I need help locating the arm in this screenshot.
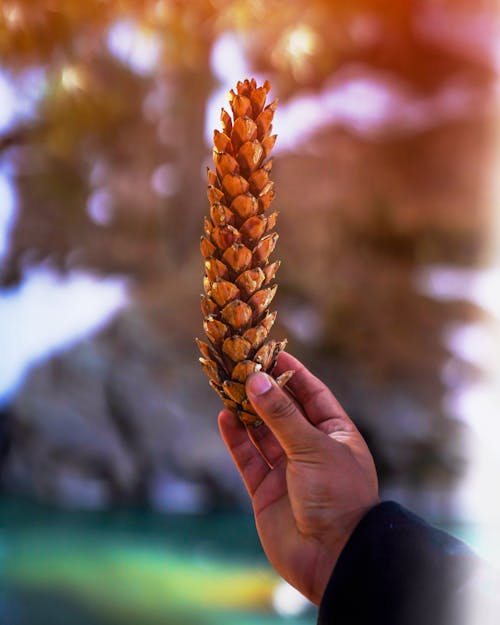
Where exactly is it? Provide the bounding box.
[218,352,479,623]
[318,500,478,625]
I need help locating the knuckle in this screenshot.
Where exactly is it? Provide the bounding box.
[301,385,328,408]
[266,393,296,421]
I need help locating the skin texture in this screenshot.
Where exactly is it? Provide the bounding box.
[218,352,380,606]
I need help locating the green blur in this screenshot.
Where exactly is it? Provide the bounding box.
[0,497,315,625]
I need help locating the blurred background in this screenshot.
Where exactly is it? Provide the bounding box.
[0,1,499,623]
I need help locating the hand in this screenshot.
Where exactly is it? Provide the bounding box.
[218,352,379,605]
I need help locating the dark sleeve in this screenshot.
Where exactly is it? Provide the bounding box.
[317,501,479,625]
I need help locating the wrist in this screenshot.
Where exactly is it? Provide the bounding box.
[311,501,380,605]
[309,542,345,605]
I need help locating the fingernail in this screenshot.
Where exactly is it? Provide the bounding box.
[247,372,273,396]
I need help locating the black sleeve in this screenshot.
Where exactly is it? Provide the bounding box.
[317,501,479,625]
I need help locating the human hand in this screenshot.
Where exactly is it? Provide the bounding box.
[218,352,379,605]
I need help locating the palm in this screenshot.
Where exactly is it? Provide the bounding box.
[254,449,338,602]
[219,416,327,600]
[218,352,379,605]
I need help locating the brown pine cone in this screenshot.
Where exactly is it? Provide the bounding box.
[197,78,293,427]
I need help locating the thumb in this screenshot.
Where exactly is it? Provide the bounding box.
[246,372,319,457]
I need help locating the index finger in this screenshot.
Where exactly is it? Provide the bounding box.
[218,409,273,496]
[273,352,355,433]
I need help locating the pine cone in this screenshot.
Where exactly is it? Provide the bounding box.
[197,78,294,427]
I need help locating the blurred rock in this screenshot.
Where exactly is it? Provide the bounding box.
[1,308,245,510]
[148,471,209,514]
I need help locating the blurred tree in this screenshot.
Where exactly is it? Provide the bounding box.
[0,0,220,279]
[0,0,495,279]
[0,0,496,512]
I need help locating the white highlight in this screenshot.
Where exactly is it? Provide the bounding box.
[205,33,262,146]
[416,257,500,527]
[107,20,161,76]
[272,581,310,617]
[0,68,46,134]
[207,33,485,154]
[417,263,500,451]
[281,302,323,344]
[444,323,497,371]
[150,163,179,197]
[274,75,397,150]
[0,71,17,133]
[210,32,250,86]
[283,25,318,58]
[417,265,500,320]
[0,268,128,404]
[0,168,17,260]
[274,70,485,150]
[87,188,114,225]
[3,3,23,26]
[61,66,84,91]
